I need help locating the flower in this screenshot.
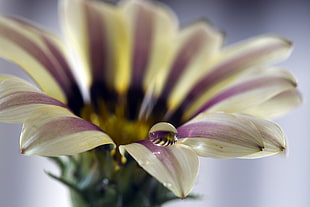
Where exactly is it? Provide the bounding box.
[0,0,301,199]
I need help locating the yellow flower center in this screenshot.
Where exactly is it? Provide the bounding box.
[80,103,151,146]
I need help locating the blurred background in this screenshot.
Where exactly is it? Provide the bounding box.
[0,0,309,206]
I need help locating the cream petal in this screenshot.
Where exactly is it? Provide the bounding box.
[242,88,302,119]
[179,112,286,159]
[0,17,83,106]
[172,35,292,121]
[119,0,179,119]
[190,68,297,117]
[120,140,199,198]
[178,112,265,159]
[61,0,130,95]
[121,0,176,91]
[237,114,286,158]
[61,0,91,92]
[0,76,67,122]
[165,21,223,112]
[21,105,114,156]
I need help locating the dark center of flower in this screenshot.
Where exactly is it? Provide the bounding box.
[79,83,183,147]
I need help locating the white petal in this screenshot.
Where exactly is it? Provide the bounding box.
[120,140,199,198]
[0,76,67,122]
[178,112,265,159]
[21,105,114,156]
[0,17,79,103]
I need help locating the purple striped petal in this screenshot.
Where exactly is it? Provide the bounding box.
[190,69,296,117]
[243,88,302,118]
[162,21,222,100]
[120,140,199,198]
[0,76,68,122]
[178,112,285,158]
[129,1,154,88]
[83,2,109,84]
[236,114,286,158]
[178,113,264,158]
[21,105,114,156]
[174,36,292,118]
[0,17,83,112]
[122,0,177,119]
[62,0,134,105]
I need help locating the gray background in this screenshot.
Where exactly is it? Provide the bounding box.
[0,0,309,207]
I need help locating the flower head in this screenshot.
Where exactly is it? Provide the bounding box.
[0,0,301,198]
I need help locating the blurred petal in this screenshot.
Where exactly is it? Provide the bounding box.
[242,88,302,119]
[121,0,178,119]
[0,17,83,108]
[61,0,91,91]
[190,68,297,117]
[121,0,178,96]
[21,105,114,156]
[120,140,199,198]
[174,36,292,120]
[62,0,130,94]
[0,76,67,122]
[178,112,265,159]
[165,21,223,111]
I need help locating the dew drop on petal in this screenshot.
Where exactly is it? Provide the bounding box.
[148,122,178,146]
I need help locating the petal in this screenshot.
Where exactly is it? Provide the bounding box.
[242,88,302,119]
[188,67,297,118]
[237,114,286,158]
[178,112,265,159]
[164,21,223,111]
[62,0,130,94]
[121,0,177,91]
[0,17,83,109]
[120,140,199,198]
[120,0,178,119]
[0,76,67,122]
[21,105,114,156]
[171,36,292,120]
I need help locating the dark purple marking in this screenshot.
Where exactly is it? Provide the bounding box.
[177,121,262,149]
[192,76,295,117]
[162,27,208,97]
[0,17,84,112]
[85,3,108,83]
[176,40,288,116]
[137,139,178,167]
[131,3,154,88]
[0,91,68,111]
[23,116,104,151]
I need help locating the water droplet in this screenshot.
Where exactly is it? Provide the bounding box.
[148,122,178,146]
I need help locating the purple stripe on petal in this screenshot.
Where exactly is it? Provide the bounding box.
[177,121,263,150]
[85,3,108,82]
[15,18,75,93]
[192,76,295,117]
[22,116,103,152]
[42,117,102,135]
[162,27,208,96]
[137,139,178,168]
[178,122,223,139]
[0,91,68,111]
[0,18,84,111]
[131,3,154,87]
[41,36,76,89]
[178,39,290,113]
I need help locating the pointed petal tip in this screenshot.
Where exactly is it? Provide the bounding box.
[20,147,26,154]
